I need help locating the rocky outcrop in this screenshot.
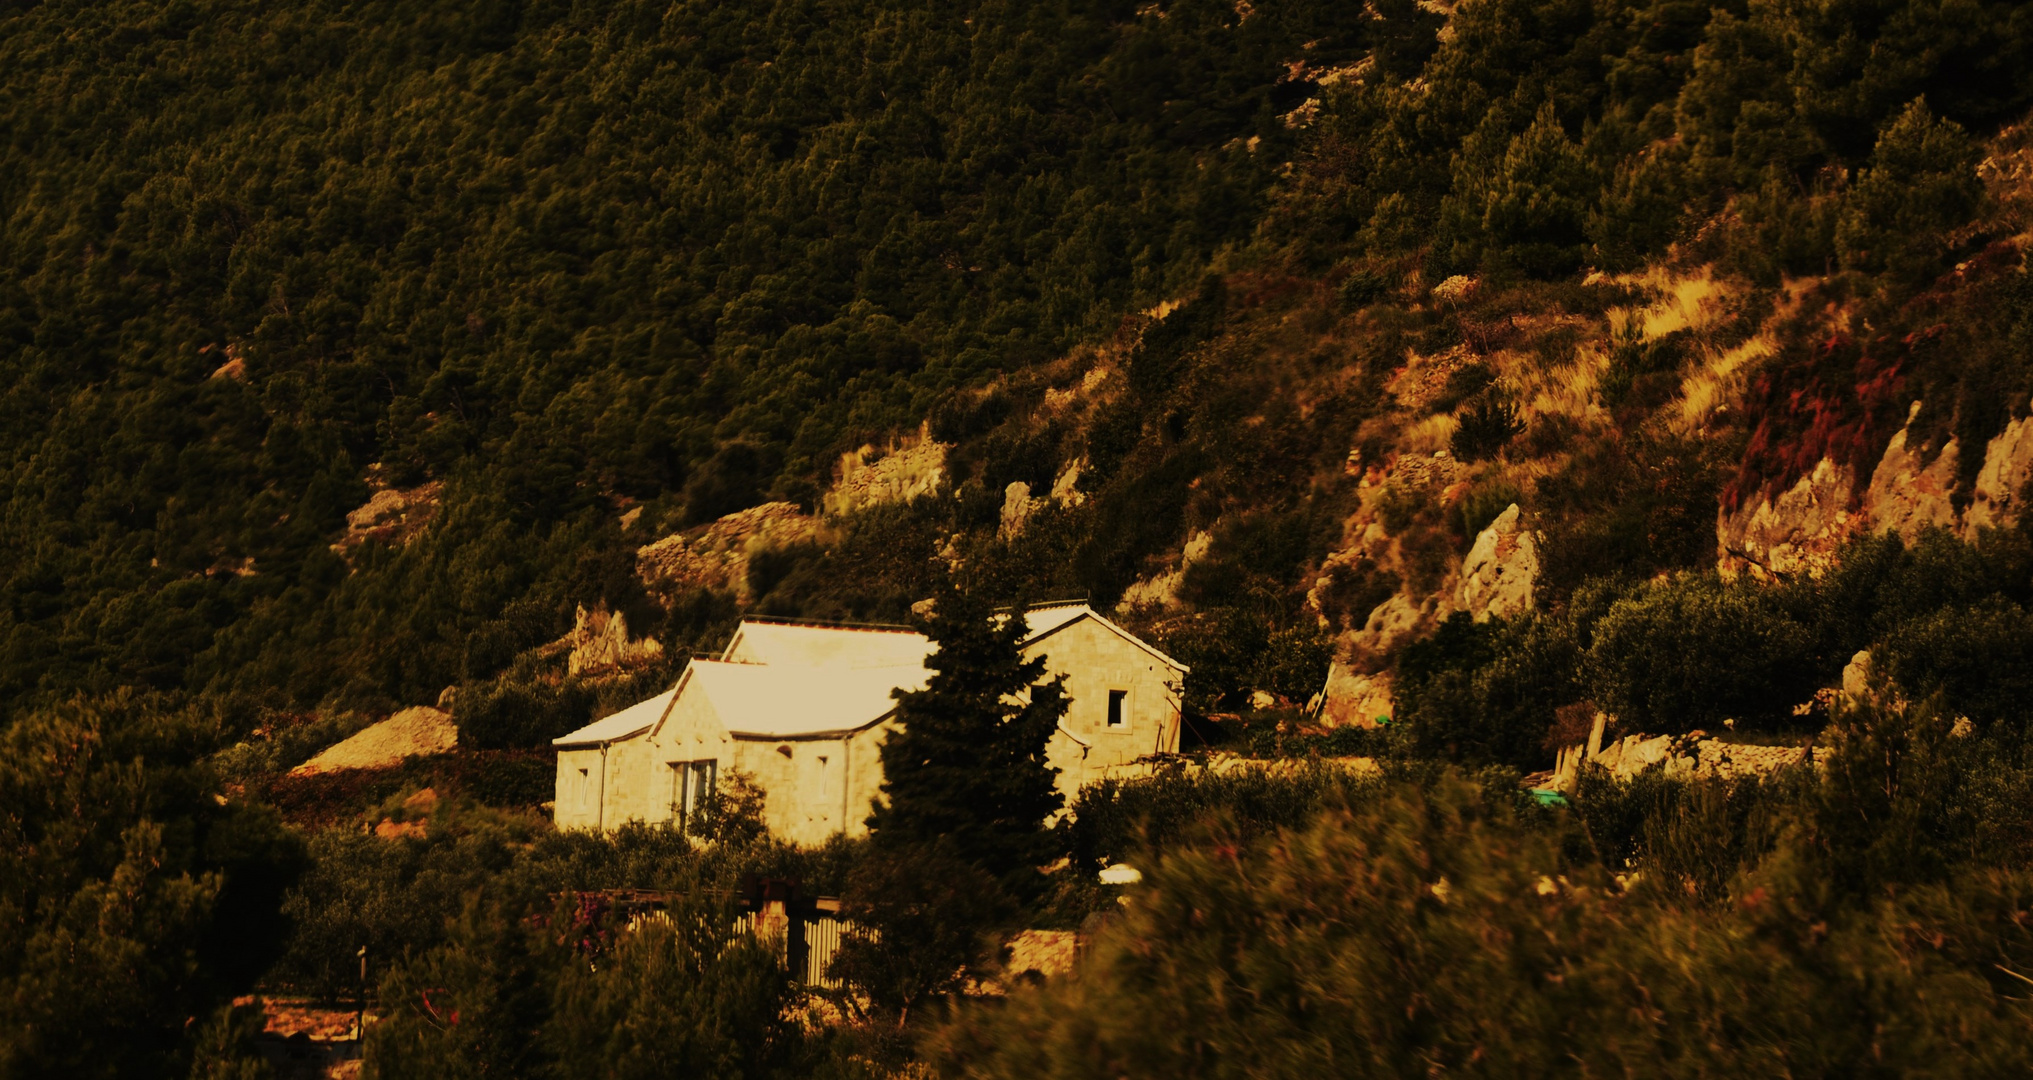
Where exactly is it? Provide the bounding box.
[999,481,1045,539]
[1963,410,2033,534]
[999,459,1092,540]
[1316,661,1394,727]
[208,342,247,380]
[1003,930,1079,979]
[823,438,948,516]
[1863,408,1959,541]
[565,602,665,678]
[1049,457,1088,506]
[1717,458,1859,578]
[1457,504,1538,621]
[636,502,820,603]
[1351,590,1449,658]
[1118,530,1214,610]
[1841,649,1873,700]
[332,480,444,558]
[291,707,457,775]
[1719,399,2033,577]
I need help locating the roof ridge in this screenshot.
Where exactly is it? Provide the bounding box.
[737,614,921,633]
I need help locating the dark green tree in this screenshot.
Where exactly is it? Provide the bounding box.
[1835,98,1985,286]
[867,587,1068,887]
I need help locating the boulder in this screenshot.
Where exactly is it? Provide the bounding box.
[1317,661,1394,727]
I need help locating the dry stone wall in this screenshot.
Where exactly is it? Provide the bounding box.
[822,438,948,516]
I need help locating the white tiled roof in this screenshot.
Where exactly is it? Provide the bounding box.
[552,687,676,747]
[720,619,934,668]
[685,657,928,738]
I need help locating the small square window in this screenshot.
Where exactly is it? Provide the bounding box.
[1107,689,1128,728]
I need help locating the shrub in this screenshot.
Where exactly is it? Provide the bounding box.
[828,846,1011,1025]
[1397,612,1586,766]
[928,773,2033,1079]
[454,677,601,751]
[1584,574,1819,733]
[1880,602,2033,732]
[1835,100,1985,287]
[0,695,305,1077]
[1430,360,1495,413]
[1336,266,1396,311]
[1065,765,1383,872]
[1450,392,1524,461]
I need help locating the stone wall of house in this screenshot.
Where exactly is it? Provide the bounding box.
[553,746,609,831]
[565,616,1183,844]
[726,723,893,846]
[1025,617,1184,799]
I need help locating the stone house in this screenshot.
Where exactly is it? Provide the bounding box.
[552,602,1188,845]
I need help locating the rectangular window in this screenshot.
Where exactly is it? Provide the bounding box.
[669,759,719,826]
[1107,689,1128,728]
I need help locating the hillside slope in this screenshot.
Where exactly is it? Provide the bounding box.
[2,0,2032,772]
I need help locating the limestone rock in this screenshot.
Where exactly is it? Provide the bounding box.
[1963,405,2033,534]
[1457,503,1538,621]
[1432,274,1478,306]
[1716,457,1859,579]
[291,706,457,775]
[566,602,665,678]
[1118,531,1214,611]
[823,438,948,516]
[1351,590,1437,657]
[636,502,819,603]
[1588,731,1809,781]
[998,481,1046,539]
[1863,414,1959,541]
[1049,457,1088,506]
[331,480,444,558]
[1371,448,1469,493]
[1841,650,1872,700]
[1723,399,2033,577]
[1317,661,1394,727]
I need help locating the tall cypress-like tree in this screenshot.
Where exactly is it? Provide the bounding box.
[868,588,1068,886]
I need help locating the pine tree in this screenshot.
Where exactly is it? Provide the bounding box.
[867,587,1069,887]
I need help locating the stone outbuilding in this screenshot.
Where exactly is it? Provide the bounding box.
[552,602,1188,845]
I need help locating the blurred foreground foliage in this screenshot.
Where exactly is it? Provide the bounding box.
[935,702,2033,1078]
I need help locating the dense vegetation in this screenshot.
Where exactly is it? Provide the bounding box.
[5,0,2033,1075]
